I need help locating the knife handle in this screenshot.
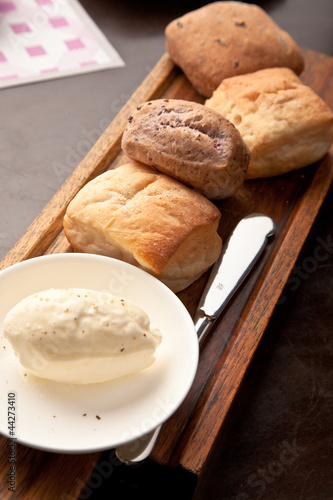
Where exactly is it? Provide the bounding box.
[194,213,275,323]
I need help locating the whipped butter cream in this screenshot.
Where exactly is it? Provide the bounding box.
[3,288,162,384]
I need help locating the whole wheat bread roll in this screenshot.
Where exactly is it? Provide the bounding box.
[165,1,304,98]
[205,67,333,179]
[63,161,222,293]
[121,99,250,199]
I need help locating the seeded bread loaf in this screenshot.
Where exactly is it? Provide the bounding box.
[63,161,222,293]
[121,99,250,199]
[205,67,333,179]
[165,1,304,98]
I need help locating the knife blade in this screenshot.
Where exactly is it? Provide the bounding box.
[194,212,275,345]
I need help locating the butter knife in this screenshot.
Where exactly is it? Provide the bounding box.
[115,213,275,464]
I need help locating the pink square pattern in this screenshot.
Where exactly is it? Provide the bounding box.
[65,38,85,50]
[26,45,47,57]
[35,0,52,5]
[49,17,68,28]
[41,67,58,74]
[0,1,16,12]
[0,0,124,88]
[80,60,97,67]
[1,74,18,80]
[11,22,31,34]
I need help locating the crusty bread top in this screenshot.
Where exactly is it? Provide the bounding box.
[121,98,250,199]
[206,67,333,178]
[64,161,221,275]
[165,1,304,97]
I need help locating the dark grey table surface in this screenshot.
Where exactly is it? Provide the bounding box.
[1,1,333,499]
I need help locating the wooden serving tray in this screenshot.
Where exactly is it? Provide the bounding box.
[0,49,332,499]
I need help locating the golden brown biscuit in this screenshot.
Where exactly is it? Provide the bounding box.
[165,1,304,97]
[121,99,250,199]
[206,67,333,178]
[63,161,222,292]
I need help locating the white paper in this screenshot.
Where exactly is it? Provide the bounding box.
[0,0,125,89]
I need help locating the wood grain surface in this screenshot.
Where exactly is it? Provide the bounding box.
[0,49,332,499]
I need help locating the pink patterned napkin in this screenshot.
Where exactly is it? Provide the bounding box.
[0,0,124,88]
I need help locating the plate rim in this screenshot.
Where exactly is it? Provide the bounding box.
[0,253,199,453]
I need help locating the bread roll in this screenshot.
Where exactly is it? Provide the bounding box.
[63,161,222,293]
[165,1,304,98]
[206,67,333,178]
[121,99,250,200]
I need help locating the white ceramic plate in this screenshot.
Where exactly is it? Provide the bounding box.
[0,254,198,453]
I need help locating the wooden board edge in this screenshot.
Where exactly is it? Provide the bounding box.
[175,155,333,474]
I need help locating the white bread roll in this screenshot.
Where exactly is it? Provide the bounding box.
[63,161,222,292]
[206,67,333,179]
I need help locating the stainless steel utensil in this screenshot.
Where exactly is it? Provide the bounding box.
[115,213,275,464]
